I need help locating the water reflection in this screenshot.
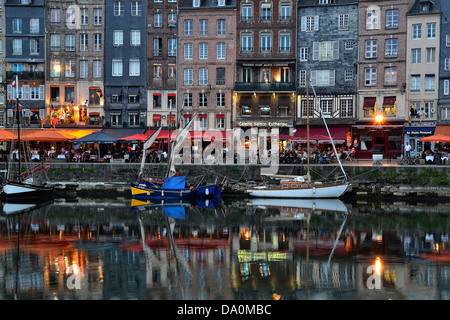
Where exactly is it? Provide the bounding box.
[0,197,449,300]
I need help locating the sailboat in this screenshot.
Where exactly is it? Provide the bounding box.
[247,76,350,199]
[130,115,222,200]
[1,75,53,203]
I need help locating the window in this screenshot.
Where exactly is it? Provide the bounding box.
[110,113,122,125]
[65,34,75,51]
[301,16,319,32]
[199,43,208,59]
[345,41,354,50]
[216,93,225,107]
[30,86,41,100]
[130,30,141,46]
[338,14,349,30]
[241,33,253,52]
[93,60,102,78]
[216,116,225,129]
[299,70,307,87]
[81,8,88,26]
[30,18,39,33]
[384,67,397,86]
[168,39,177,56]
[425,74,435,91]
[12,39,22,55]
[411,75,420,92]
[280,3,291,21]
[261,68,270,83]
[199,93,208,108]
[114,1,124,16]
[427,23,436,39]
[129,113,139,126]
[183,93,192,108]
[51,9,61,25]
[340,98,353,117]
[50,34,60,51]
[365,40,377,58]
[131,1,142,16]
[199,20,208,35]
[242,68,251,82]
[365,68,376,86]
[412,49,421,64]
[300,47,308,61]
[385,38,398,57]
[313,41,339,61]
[444,80,450,95]
[321,99,333,115]
[184,69,193,85]
[447,34,450,47]
[424,102,434,118]
[80,60,88,78]
[345,70,353,81]
[301,99,314,117]
[80,33,88,51]
[64,60,75,78]
[168,64,176,79]
[310,70,335,86]
[13,18,22,33]
[154,13,162,27]
[113,30,123,46]
[66,8,76,27]
[199,115,207,129]
[129,59,140,76]
[93,33,102,51]
[260,33,272,53]
[217,19,226,35]
[184,20,193,35]
[366,8,379,29]
[426,47,436,64]
[242,4,252,22]
[184,43,193,59]
[94,8,102,26]
[153,64,162,78]
[446,58,450,71]
[386,10,398,28]
[261,3,271,21]
[30,39,39,55]
[279,33,291,52]
[216,68,225,85]
[51,60,61,77]
[199,68,208,85]
[112,59,123,76]
[193,0,200,7]
[217,43,225,59]
[442,107,450,120]
[412,24,421,40]
[168,13,177,27]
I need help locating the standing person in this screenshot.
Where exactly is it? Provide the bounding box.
[405,142,412,159]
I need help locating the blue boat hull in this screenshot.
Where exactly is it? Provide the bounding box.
[131,180,221,200]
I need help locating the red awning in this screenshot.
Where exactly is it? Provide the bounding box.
[363,97,376,108]
[293,127,350,143]
[153,114,161,120]
[216,114,225,118]
[199,114,207,118]
[383,96,396,106]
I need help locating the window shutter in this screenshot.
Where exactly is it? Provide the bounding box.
[310,71,317,86]
[301,16,306,32]
[333,41,339,60]
[314,16,319,31]
[329,70,336,86]
[312,42,319,60]
[39,85,45,100]
[23,85,30,100]
[7,85,12,100]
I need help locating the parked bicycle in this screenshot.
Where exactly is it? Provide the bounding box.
[400,154,420,165]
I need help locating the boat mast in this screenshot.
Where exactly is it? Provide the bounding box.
[306,76,310,182]
[15,74,20,182]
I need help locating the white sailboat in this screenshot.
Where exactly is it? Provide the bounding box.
[1,75,53,203]
[247,76,350,198]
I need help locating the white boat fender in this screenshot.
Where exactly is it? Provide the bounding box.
[205,188,209,196]
[162,190,164,197]
[313,187,316,194]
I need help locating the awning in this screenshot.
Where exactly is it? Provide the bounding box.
[435,125,450,136]
[363,97,376,108]
[0,129,13,141]
[293,126,350,143]
[199,114,207,118]
[71,130,119,144]
[5,128,77,142]
[103,128,145,138]
[383,96,396,106]
[153,114,161,121]
[216,114,225,118]
[420,134,450,143]
[118,133,150,142]
[56,129,100,139]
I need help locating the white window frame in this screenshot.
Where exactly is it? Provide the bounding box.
[129,59,140,76]
[112,59,123,77]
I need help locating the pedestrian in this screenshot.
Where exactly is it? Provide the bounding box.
[405,142,411,159]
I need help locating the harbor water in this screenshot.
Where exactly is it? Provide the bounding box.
[0,195,449,301]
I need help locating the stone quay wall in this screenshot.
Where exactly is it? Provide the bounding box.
[6,162,448,199]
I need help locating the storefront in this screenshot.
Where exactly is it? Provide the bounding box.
[404,126,435,155]
[352,123,403,159]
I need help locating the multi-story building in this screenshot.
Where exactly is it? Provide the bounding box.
[5,0,46,128]
[45,0,105,127]
[104,0,148,129]
[405,0,440,153]
[147,0,178,129]
[355,0,415,159]
[233,0,296,139]
[438,0,450,136]
[178,0,236,136]
[0,0,6,128]
[295,0,358,146]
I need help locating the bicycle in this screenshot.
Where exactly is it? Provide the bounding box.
[400,154,420,165]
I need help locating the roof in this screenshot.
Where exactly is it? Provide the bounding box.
[408,0,440,15]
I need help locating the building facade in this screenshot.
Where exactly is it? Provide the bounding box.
[296,0,358,146]
[178,0,236,135]
[5,0,46,128]
[0,0,6,128]
[104,0,148,129]
[405,0,440,153]
[233,0,296,138]
[438,0,450,137]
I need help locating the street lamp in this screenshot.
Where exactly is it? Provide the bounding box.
[375,114,383,123]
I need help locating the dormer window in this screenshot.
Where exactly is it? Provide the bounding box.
[218,0,225,6]
[20,0,32,4]
[420,0,432,13]
[193,0,200,8]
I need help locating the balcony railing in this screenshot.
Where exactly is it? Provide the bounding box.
[6,71,45,80]
[235,82,295,92]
